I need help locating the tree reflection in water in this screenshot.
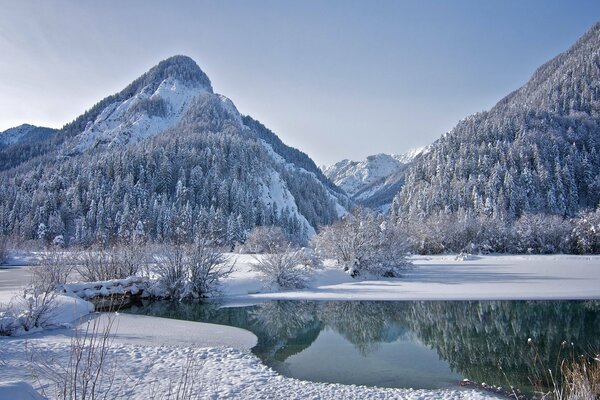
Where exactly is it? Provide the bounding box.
[128,299,600,392]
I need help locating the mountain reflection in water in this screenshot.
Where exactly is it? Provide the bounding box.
[126,300,600,392]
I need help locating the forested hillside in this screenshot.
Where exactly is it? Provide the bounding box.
[389,23,600,253]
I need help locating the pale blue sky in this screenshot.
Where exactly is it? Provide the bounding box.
[0,1,598,165]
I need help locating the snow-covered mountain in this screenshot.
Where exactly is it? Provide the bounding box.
[0,56,348,245]
[0,124,58,170]
[0,124,56,148]
[322,148,425,211]
[67,57,213,153]
[393,22,600,221]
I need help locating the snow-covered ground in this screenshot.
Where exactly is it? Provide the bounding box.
[225,254,600,301]
[2,253,598,399]
[0,313,498,400]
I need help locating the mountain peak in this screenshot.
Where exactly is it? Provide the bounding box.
[142,55,213,92]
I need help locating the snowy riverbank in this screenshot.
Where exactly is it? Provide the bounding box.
[2,253,599,399]
[0,311,501,399]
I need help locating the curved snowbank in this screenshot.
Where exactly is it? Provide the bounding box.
[100,312,257,351]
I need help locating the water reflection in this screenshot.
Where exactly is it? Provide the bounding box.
[127,300,600,391]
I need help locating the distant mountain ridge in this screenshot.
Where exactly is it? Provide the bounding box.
[0,124,58,170]
[0,124,57,148]
[323,148,425,210]
[0,56,348,245]
[393,22,600,221]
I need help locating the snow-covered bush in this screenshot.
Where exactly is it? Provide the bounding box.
[153,237,233,300]
[252,245,312,289]
[13,290,57,333]
[0,290,57,336]
[296,247,323,270]
[313,208,411,277]
[0,305,19,336]
[243,225,291,253]
[571,208,600,254]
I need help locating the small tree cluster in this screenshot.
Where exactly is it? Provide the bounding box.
[153,236,234,300]
[313,208,411,278]
[243,226,290,253]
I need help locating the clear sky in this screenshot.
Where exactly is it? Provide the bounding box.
[0,1,599,165]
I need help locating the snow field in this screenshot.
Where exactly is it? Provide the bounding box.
[224,254,600,301]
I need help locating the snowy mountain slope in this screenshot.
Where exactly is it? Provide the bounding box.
[68,58,213,153]
[0,124,59,171]
[0,55,345,244]
[394,22,600,221]
[70,77,209,152]
[322,148,425,210]
[241,116,349,219]
[0,124,56,148]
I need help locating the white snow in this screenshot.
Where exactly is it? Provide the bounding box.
[259,169,316,236]
[60,277,147,299]
[224,254,600,301]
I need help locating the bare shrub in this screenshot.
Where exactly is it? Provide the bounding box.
[154,245,187,300]
[154,237,234,300]
[252,245,312,289]
[112,244,146,278]
[75,245,146,282]
[75,249,116,282]
[187,237,234,298]
[32,250,74,294]
[313,208,411,277]
[243,226,290,253]
[31,316,117,400]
